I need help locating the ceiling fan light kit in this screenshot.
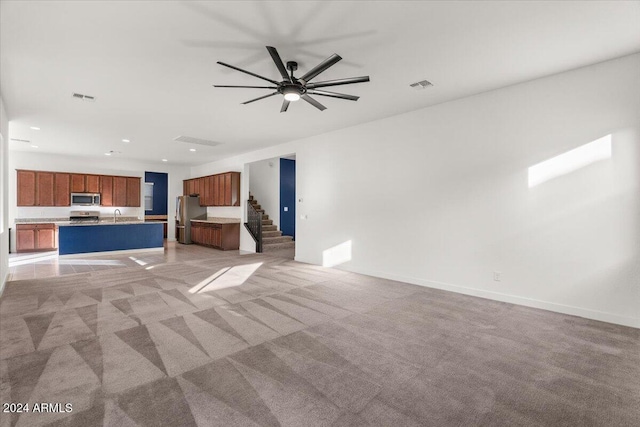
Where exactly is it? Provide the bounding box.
[214,46,370,112]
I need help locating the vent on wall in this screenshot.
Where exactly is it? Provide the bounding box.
[72,92,96,102]
[410,80,433,90]
[173,136,223,147]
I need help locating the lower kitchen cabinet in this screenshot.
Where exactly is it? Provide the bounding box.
[190,221,239,250]
[16,223,58,253]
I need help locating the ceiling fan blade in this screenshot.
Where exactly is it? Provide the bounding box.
[266,46,292,83]
[299,54,342,83]
[307,90,359,101]
[306,76,370,89]
[280,99,290,113]
[217,61,280,85]
[214,85,278,89]
[242,91,279,105]
[301,94,326,111]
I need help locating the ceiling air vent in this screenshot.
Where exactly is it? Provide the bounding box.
[10,138,31,143]
[72,92,96,102]
[409,80,433,90]
[173,136,223,147]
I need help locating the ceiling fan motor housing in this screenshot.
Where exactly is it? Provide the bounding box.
[281,84,305,96]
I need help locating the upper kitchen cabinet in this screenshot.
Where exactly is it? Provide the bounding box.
[224,172,240,206]
[126,177,141,207]
[86,175,100,193]
[54,173,70,206]
[71,173,99,193]
[17,169,142,207]
[17,170,36,206]
[100,175,114,206]
[70,174,86,192]
[182,171,240,207]
[36,172,55,206]
[17,170,69,207]
[113,176,127,207]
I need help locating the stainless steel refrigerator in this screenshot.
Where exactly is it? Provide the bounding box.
[176,195,207,244]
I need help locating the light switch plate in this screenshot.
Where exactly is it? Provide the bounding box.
[284,207,288,212]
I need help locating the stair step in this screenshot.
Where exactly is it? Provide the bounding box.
[262,219,273,225]
[262,224,277,231]
[253,204,262,210]
[262,214,269,220]
[263,235,293,244]
[262,241,295,252]
[261,230,282,238]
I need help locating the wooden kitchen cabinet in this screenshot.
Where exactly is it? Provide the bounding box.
[223,172,240,206]
[113,176,127,207]
[18,169,141,207]
[16,223,58,253]
[100,175,113,206]
[199,177,206,205]
[126,177,141,207]
[190,221,239,250]
[17,170,36,206]
[17,170,69,207]
[219,174,226,206]
[193,178,200,199]
[85,175,100,193]
[36,172,55,206]
[71,174,86,192]
[182,171,241,207]
[54,173,70,206]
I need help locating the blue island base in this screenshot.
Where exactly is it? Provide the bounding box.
[59,223,164,255]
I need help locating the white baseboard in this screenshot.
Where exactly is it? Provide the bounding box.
[353,268,640,329]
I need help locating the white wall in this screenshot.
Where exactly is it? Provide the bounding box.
[8,151,191,250]
[192,53,640,328]
[249,157,280,228]
[0,95,9,293]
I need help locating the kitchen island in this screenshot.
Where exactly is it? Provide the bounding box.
[58,221,164,255]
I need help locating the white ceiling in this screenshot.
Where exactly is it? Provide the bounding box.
[2,1,639,166]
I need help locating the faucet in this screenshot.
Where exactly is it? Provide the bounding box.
[114,209,122,223]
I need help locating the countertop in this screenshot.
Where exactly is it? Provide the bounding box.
[15,217,150,226]
[190,217,241,224]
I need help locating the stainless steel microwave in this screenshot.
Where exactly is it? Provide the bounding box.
[71,193,101,206]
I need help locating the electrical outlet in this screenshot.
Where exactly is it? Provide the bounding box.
[493,271,502,281]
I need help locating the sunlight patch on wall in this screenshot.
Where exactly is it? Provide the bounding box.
[528,134,612,188]
[322,240,352,267]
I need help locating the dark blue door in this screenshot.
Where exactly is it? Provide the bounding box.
[280,159,296,239]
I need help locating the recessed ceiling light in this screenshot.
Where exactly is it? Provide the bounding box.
[104,152,111,156]
[30,126,41,130]
[189,148,196,152]
[122,139,130,143]
[31,145,39,148]
[162,159,168,162]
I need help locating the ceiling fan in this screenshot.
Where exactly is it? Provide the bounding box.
[214,46,370,112]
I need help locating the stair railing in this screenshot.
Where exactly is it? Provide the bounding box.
[244,199,263,253]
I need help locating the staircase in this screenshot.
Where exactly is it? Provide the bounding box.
[248,193,295,253]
